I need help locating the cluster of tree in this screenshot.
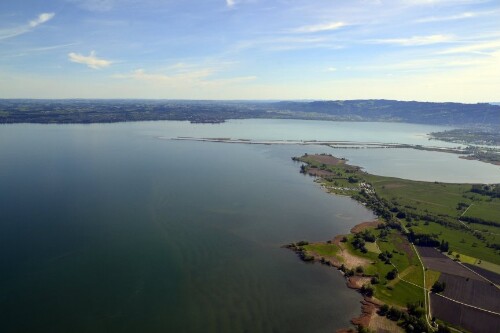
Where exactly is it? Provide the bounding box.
[378,303,429,333]
[487,242,500,251]
[348,176,359,183]
[418,214,456,228]
[386,268,398,280]
[378,227,389,239]
[339,264,359,278]
[461,215,500,228]
[285,241,315,262]
[358,230,376,242]
[407,302,425,318]
[350,189,400,224]
[352,237,368,253]
[472,230,486,242]
[407,230,440,247]
[438,239,449,252]
[386,219,403,231]
[360,284,374,297]
[351,230,377,253]
[378,250,393,264]
[470,184,500,198]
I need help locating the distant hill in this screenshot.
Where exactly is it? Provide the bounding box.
[266,100,500,126]
[0,99,498,126]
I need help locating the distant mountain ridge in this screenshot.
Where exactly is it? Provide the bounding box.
[0,99,498,126]
[267,100,500,126]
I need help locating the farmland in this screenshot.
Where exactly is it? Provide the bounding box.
[439,273,499,312]
[430,294,500,333]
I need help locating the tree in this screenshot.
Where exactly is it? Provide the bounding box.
[386,268,397,280]
[378,304,389,316]
[387,307,403,321]
[360,284,374,297]
[439,239,449,252]
[431,281,446,293]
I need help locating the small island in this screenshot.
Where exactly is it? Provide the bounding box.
[287,154,500,333]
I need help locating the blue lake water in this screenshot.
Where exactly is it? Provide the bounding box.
[0,120,498,333]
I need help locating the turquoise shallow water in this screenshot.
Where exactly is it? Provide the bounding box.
[0,120,498,333]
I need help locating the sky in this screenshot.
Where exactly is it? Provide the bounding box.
[0,0,499,102]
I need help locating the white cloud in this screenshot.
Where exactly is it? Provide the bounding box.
[29,13,55,28]
[68,51,112,69]
[327,67,337,72]
[226,0,235,7]
[371,34,454,46]
[292,21,346,33]
[0,12,55,40]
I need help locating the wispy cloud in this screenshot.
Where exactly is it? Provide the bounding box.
[438,40,500,54]
[0,12,55,40]
[29,43,78,52]
[403,0,484,5]
[292,21,346,33]
[0,43,78,60]
[114,67,256,87]
[415,10,494,23]
[68,51,112,69]
[226,0,235,8]
[230,36,337,53]
[370,34,454,46]
[68,0,115,12]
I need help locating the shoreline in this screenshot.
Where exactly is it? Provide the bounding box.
[285,219,397,333]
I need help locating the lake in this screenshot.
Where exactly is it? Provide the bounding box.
[0,120,498,333]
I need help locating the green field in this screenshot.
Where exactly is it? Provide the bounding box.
[467,222,500,234]
[424,270,441,289]
[411,221,499,265]
[367,177,471,218]
[464,201,500,223]
[302,243,340,258]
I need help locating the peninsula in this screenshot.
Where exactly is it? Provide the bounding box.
[287,154,500,333]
